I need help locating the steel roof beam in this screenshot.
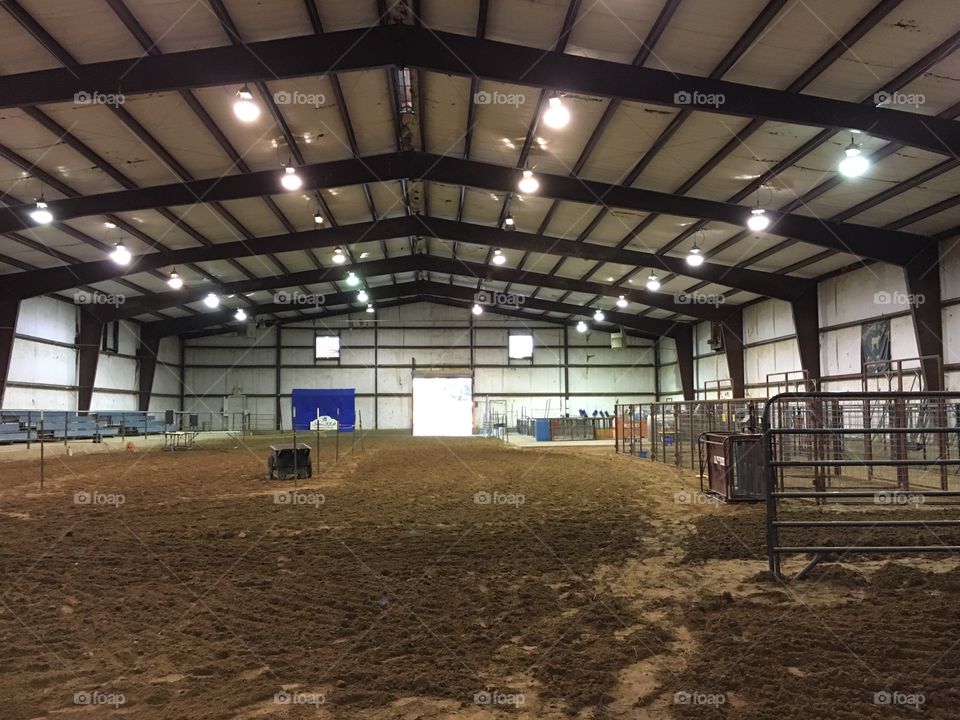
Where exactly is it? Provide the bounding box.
[141,280,684,338]
[1,216,811,301]
[0,152,929,265]
[0,25,956,156]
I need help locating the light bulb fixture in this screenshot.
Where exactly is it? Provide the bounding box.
[332,247,347,264]
[492,248,507,265]
[166,270,183,290]
[504,214,515,229]
[233,85,260,122]
[30,199,53,225]
[747,207,770,233]
[280,165,302,191]
[646,274,661,291]
[234,308,248,322]
[203,292,220,309]
[838,137,869,178]
[518,169,539,194]
[357,289,369,303]
[110,242,131,266]
[542,95,570,129]
[345,271,360,287]
[593,309,605,322]
[576,320,588,333]
[365,303,375,314]
[313,210,324,224]
[616,295,628,309]
[472,303,484,316]
[686,246,704,266]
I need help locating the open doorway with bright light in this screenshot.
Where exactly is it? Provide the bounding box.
[412,376,473,436]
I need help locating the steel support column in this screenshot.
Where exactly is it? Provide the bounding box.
[904,244,944,391]
[0,300,18,406]
[137,332,161,411]
[720,310,745,398]
[791,286,821,387]
[674,327,695,401]
[76,310,103,413]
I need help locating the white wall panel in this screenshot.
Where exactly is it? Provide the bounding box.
[821,326,861,377]
[16,296,75,344]
[941,239,960,301]
[743,299,796,344]
[8,339,76,386]
[3,387,74,409]
[820,263,906,327]
[95,354,137,391]
[943,306,960,366]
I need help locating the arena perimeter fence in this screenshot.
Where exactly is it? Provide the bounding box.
[616,393,960,580]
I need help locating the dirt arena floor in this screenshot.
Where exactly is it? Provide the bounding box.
[1,433,960,718]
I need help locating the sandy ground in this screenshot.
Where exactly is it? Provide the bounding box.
[0,434,959,718]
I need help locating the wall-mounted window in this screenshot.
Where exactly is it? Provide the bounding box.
[315,334,341,361]
[508,333,534,360]
[101,321,119,354]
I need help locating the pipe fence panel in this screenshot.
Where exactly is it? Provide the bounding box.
[762,391,960,579]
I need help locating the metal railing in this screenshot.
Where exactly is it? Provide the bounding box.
[0,409,171,447]
[647,399,759,470]
[614,403,647,457]
[762,391,960,579]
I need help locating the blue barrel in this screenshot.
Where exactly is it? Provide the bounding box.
[534,419,552,441]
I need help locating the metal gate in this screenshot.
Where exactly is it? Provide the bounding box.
[762,391,960,579]
[648,400,759,470]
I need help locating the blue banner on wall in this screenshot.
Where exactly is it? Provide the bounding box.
[291,388,356,431]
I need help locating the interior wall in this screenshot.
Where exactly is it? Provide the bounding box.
[2,296,181,412]
[673,238,960,400]
[181,302,658,431]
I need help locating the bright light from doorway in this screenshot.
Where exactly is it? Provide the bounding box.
[412,376,473,436]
